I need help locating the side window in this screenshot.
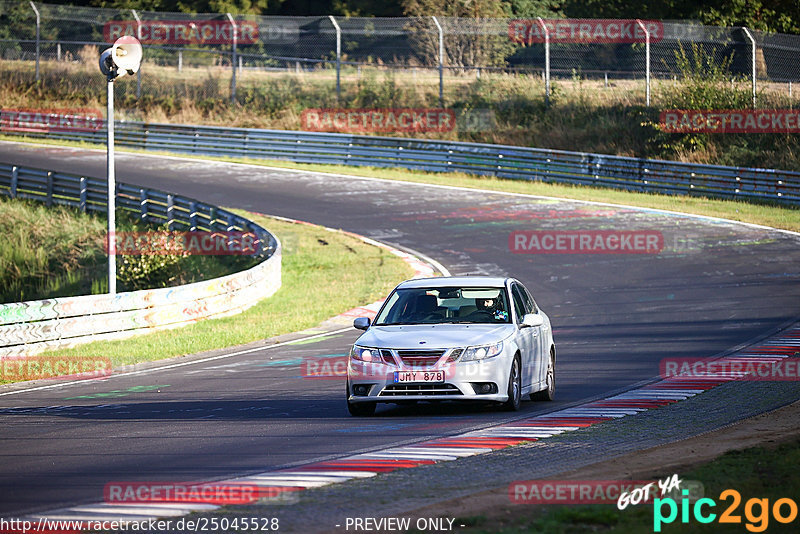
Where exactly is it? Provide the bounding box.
[511,285,527,323]
[521,286,537,314]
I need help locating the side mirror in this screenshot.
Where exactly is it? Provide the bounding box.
[521,313,544,328]
[353,317,371,330]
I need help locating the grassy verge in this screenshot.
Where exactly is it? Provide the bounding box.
[0,196,260,303]
[457,438,800,533]
[0,196,107,302]
[3,134,797,233]
[3,57,800,170]
[28,212,413,370]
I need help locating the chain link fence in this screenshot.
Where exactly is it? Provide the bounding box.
[2,2,800,127]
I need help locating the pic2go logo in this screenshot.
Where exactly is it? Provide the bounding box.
[653,489,798,532]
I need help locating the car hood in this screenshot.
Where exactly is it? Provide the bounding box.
[356,324,516,349]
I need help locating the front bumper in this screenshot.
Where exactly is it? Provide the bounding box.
[347,354,512,404]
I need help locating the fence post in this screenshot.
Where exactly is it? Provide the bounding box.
[431,16,444,108]
[536,17,550,106]
[226,13,237,104]
[329,15,341,101]
[131,10,142,98]
[636,19,650,106]
[29,1,40,82]
[742,27,757,108]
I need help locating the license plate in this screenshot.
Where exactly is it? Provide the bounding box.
[394,370,444,383]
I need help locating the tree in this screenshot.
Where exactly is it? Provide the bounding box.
[401,0,514,69]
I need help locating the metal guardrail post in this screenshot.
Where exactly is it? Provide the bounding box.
[131,10,142,99]
[45,171,53,206]
[79,176,87,212]
[742,27,757,108]
[329,15,341,102]
[167,194,175,230]
[189,201,198,230]
[636,20,651,106]
[10,166,18,198]
[536,17,550,107]
[432,16,444,108]
[226,13,237,104]
[139,188,148,220]
[29,1,40,82]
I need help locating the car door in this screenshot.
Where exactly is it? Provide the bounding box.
[510,283,537,390]
[520,284,547,386]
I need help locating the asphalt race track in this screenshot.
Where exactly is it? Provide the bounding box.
[1,142,800,518]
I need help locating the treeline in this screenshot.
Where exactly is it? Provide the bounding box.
[62,0,800,34]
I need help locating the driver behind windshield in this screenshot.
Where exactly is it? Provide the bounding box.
[375,287,511,325]
[475,296,509,322]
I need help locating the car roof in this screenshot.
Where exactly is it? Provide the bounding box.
[396,276,511,289]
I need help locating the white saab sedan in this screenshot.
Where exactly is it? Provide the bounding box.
[346,276,555,416]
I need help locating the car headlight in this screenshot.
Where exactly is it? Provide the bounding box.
[350,345,382,363]
[460,341,503,361]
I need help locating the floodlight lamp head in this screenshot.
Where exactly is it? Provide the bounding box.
[99,36,142,79]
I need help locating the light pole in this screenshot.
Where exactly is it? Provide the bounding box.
[99,35,142,295]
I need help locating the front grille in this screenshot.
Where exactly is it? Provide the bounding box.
[379,384,463,396]
[396,349,446,368]
[380,350,397,366]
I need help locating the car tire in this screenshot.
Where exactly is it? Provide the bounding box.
[531,350,555,401]
[346,381,376,416]
[502,355,522,411]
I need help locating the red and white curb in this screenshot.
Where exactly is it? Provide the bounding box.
[26,326,800,524]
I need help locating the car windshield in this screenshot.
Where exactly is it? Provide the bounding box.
[374,287,511,325]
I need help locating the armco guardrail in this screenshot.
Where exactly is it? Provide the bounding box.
[13,121,800,206]
[0,162,281,357]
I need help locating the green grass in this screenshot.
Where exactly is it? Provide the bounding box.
[457,438,800,533]
[0,197,108,302]
[0,197,261,302]
[31,212,413,369]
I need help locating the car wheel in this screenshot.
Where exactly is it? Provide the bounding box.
[531,350,555,401]
[502,355,522,411]
[346,381,376,416]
